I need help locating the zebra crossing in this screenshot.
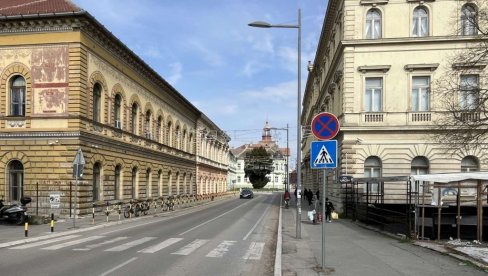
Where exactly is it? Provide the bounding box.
[8,235,266,260]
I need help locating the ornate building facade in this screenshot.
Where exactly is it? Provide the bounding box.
[302,0,487,211]
[0,0,228,215]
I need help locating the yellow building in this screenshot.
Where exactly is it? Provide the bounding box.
[302,0,487,212]
[0,0,228,216]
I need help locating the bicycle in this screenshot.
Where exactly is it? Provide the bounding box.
[123,200,141,218]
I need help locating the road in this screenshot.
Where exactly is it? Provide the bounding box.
[0,193,280,276]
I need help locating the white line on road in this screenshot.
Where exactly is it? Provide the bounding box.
[243,203,271,240]
[171,239,208,255]
[104,237,156,252]
[99,257,138,276]
[178,203,248,236]
[73,237,129,251]
[243,242,265,260]
[138,237,183,253]
[9,235,81,249]
[206,240,236,258]
[41,236,105,250]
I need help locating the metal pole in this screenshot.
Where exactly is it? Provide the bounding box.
[296,7,302,240]
[73,164,78,229]
[322,169,327,268]
[286,124,289,191]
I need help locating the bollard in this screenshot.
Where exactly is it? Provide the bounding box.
[51,213,55,232]
[92,205,95,225]
[106,201,110,223]
[24,222,28,237]
[118,204,121,221]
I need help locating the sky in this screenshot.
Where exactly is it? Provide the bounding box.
[72,0,327,166]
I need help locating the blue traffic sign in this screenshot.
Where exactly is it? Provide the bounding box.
[311,112,340,140]
[311,140,337,169]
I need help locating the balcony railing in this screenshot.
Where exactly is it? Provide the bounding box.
[411,112,431,122]
[364,113,384,122]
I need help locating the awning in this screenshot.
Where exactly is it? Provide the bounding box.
[410,172,488,183]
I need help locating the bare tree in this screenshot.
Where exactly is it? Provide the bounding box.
[432,1,488,152]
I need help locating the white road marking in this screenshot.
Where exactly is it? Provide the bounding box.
[138,238,183,253]
[206,240,236,258]
[171,239,208,255]
[104,237,156,252]
[9,235,81,249]
[41,236,105,250]
[179,201,253,235]
[243,242,265,260]
[73,237,129,251]
[99,257,138,276]
[243,204,271,240]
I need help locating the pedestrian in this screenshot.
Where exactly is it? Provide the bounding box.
[325,197,335,222]
[306,189,313,206]
[303,188,308,202]
[284,190,290,208]
[294,188,297,200]
[315,189,320,201]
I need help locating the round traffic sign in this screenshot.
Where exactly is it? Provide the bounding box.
[311,112,340,140]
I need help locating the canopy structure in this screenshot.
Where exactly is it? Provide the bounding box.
[410,172,488,241]
[410,172,488,183]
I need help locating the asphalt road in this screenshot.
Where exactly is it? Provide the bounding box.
[0,193,280,276]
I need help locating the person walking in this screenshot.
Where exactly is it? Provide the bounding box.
[284,190,290,208]
[325,197,335,222]
[306,189,313,206]
[315,189,320,201]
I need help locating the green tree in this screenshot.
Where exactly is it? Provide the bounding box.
[244,147,274,189]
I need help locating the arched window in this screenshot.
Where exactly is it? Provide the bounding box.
[158,170,163,197]
[114,165,121,200]
[461,4,477,36]
[168,171,173,196]
[183,130,187,151]
[157,116,162,143]
[132,167,138,198]
[365,9,382,39]
[364,156,382,193]
[461,156,479,172]
[10,76,26,116]
[114,94,122,129]
[8,160,24,201]
[93,162,101,201]
[145,110,152,139]
[146,168,152,198]
[189,133,194,153]
[412,7,428,37]
[131,103,138,134]
[411,156,429,175]
[166,122,172,145]
[175,126,180,148]
[93,83,102,122]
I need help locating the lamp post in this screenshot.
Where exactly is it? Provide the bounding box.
[249,9,302,239]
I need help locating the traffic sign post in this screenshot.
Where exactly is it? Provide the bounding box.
[310,112,340,269]
[72,148,85,229]
[311,112,340,141]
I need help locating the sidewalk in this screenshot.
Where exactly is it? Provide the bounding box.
[280,203,488,275]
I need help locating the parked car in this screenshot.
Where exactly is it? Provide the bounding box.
[240,189,254,199]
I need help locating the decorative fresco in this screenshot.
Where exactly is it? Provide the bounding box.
[0,45,69,115]
[33,87,68,114]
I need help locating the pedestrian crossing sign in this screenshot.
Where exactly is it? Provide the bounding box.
[310,140,337,169]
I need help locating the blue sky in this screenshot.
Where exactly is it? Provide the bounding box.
[72,0,326,164]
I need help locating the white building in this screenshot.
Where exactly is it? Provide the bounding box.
[231,122,290,190]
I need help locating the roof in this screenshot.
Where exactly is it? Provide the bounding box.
[0,0,81,16]
[410,172,488,183]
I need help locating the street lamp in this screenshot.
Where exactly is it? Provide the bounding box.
[249,9,302,239]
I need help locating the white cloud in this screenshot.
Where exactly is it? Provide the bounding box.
[241,81,296,103]
[241,60,270,77]
[187,39,225,67]
[250,34,274,53]
[166,62,183,85]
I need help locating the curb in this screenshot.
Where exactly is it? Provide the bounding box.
[274,197,283,276]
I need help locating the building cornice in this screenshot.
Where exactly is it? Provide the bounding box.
[404,63,439,71]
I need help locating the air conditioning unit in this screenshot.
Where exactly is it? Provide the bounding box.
[115,120,122,129]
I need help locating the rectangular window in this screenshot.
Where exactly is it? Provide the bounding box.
[411,76,430,111]
[11,88,25,116]
[365,77,383,112]
[460,75,479,110]
[237,176,241,182]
